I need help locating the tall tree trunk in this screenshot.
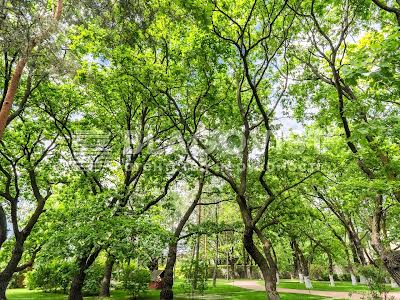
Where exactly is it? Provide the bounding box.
[160,242,178,300]
[243,227,279,300]
[0,205,7,249]
[0,239,24,300]
[243,244,249,279]
[99,254,115,297]
[160,172,205,300]
[0,280,7,300]
[370,199,400,285]
[0,58,27,139]
[68,249,100,300]
[349,232,367,266]
[193,204,201,290]
[293,240,312,289]
[290,241,301,281]
[212,205,219,287]
[328,252,335,286]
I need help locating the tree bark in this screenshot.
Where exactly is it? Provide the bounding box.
[243,245,249,279]
[160,243,178,300]
[0,240,24,300]
[99,255,115,297]
[0,205,7,249]
[0,58,27,139]
[212,205,219,287]
[160,172,205,300]
[68,249,101,300]
[328,253,335,286]
[193,204,201,289]
[243,227,280,300]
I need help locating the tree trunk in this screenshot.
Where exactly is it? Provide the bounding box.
[193,204,201,290]
[292,239,311,288]
[212,206,219,287]
[0,58,27,139]
[160,172,205,300]
[370,197,400,286]
[68,249,100,300]
[328,253,335,286]
[243,245,249,279]
[99,255,115,297]
[160,243,178,300]
[351,272,357,286]
[0,205,7,249]
[249,258,253,280]
[391,278,399,288]
[243,227,279,300]
[351,233,367,266]
[0,279,7,300]
[0,239,25,300]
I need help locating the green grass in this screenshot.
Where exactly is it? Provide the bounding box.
[265,279,400,292]
[6,280,325,300]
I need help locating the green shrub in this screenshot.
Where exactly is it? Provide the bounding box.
[26,261,103,295]
[121,266,150,299]
[358,265,390,300]
[82,263,104,295]
[180,259,208,295]
[26,262,74,293]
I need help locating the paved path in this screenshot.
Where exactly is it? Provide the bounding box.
[230,280,400,300]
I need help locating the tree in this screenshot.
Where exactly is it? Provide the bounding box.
[0,105,60,300]
[0,0,63,139]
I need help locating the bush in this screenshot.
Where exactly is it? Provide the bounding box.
[180,259,208,295]
[121,266,150,299]
[26,261,103,295]
[82,263,104,295]
[358,265,390,300]
[26,262,74,293]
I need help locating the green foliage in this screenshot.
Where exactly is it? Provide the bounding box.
[121,267,150,299]
[357,265,391,300]
[310,265,329,281]
[82,263,104,295]
[180,259,208,295]
[26,261,103,295]
[26,262,74,293]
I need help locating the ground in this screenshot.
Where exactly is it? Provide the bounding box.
[233,279,400,300]
[6,279,400,300]
[6,280,324,300]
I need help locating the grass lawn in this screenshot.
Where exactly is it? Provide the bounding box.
[6,280,325,300]
[268,279,400,292]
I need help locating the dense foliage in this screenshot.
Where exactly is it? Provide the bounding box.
[0,1,399,300]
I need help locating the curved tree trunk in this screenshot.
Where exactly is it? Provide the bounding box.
[99,255,115,297]
[243,227,279,300]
